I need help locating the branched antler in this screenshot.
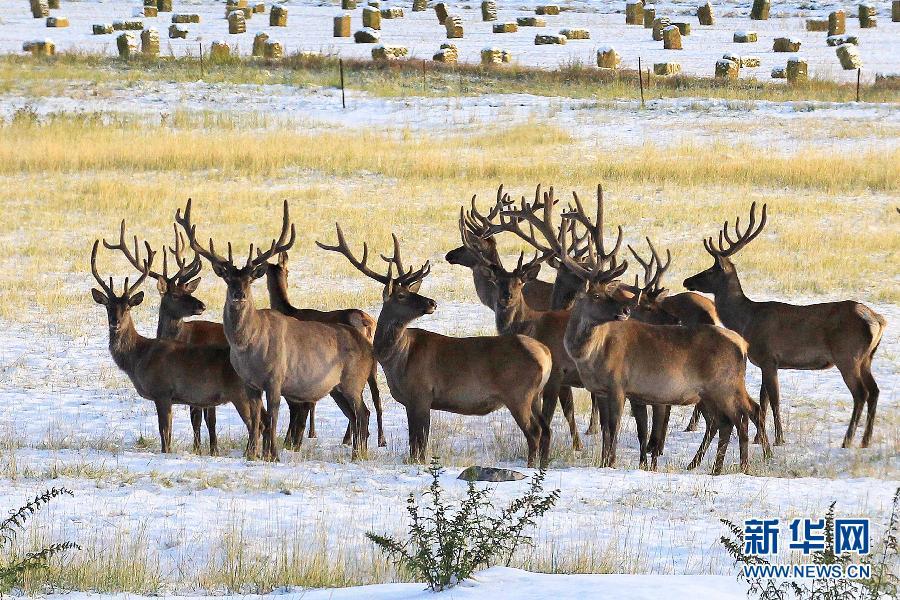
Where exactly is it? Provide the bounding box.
[703,202,768,258]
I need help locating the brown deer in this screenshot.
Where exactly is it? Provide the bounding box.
[265,251,385,448]
[683,203,886,448]
[176,199,375,461]
[317,226,554,468]
[104,221,228,455]
[90,238,264,459]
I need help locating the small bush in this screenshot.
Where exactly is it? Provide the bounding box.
[366,458,559,591]
[0,487,79,593]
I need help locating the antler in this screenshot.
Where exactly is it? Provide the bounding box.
[91,237,155,298]
[167,224,202,283]
[561,184,623,267]
[246,200,296,268]
[102,219,164,281]
[90,240,115,297]
[458,208,497,270]
[175,198,231,268]
[464,185,514,239]
[316,223,392,285]
[703,202,768,258]
[627,237,671,295]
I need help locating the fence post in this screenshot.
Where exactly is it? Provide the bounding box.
[856,68,861,102]
[340,58,346,109]
[199,42,204,79]
[638,56,645,107]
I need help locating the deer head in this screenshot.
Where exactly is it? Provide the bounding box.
[176,198,296,306]
[624,237,678,325]
[445,187,508,268]
[90,238,154,333]
[683,202,767,295]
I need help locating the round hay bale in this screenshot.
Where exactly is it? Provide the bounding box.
[535,33,566,44]
[252,32,269,56]
[715,58,739,78]
[48,0,59,8]
[433,42,458,62]
[334,14,351,37]
[662,25,682,49]
[806,18,829,31]
[733,30,757,42]
[270,5,287,26]
[46,16,69,27]
[652,17,671,40]
[750,0,769,20]
[785,57,807,82]
[773,37,801,52]
[828,10,846,35]
[141,28,160,56]
[625,0,644,25]
[653,61,680,75]
[697,1,714,25]
[116,32,138,58]
[445,14,464,38]
[560,28,589,39]
[23,39,55,56]
[144,6,158,17]
[412,0,427,11]
[493,22,517,32]
[227,11,247,34]
[481,1,497,21]
[481,47,510,64]
[29,0,49,19]
[858,3,877,27]
[264,40,284,59]
[596,46,619,68]
[210,40,231,60]
[343,0,358,8]
[353,27,380,42]
[517,16,546,26]
[362,6,381,29]
[168,24,187,38]
[253,3,266,14]
[673,21,691,35]
[157,0,173,12]
[836,43,862,69]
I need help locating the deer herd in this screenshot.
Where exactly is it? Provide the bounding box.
[89,186,886,475]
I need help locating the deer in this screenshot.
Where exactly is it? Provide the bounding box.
[683,202,886,448]
[104,221,229,456]
[317,225,554,468]
[176,199,376,461]
[90,237,264,459]
[265,251,386,449]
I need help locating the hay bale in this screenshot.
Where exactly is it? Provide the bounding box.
[536,5,560,15]
[144,6,158,17]
[372,44,409,59]
[116,32,138,58]
[836,43,862,69]
[697,1,714,25]
[652,17,670,40]
[750,0,769,20]
[381,6,404,18]
[806,18,828,31]
[168,24,187,38]
[252,31,269,55]
[264,40,284,58]
[653,61,680,75]
[771,66,786,78]
[433,42,458,62]
[270,5,287,26]
[29,0,49,18]
[724,53,760,67]
[368,1,380,6]
[144,0,156,7]
[733,30,757,42]
[715,58,739,78]
[47,0,59,8]
[412,0,427,11]
[828,10,845,35]
[826,34,858,46]
[481,1,497,21]
[560,28,589,39]
[785,57,807,81]
[434,2,448,24]
[535,33,566,44]
[517,16,546,26]
[493,22,517,32]
[596,46,619,68]
[445,14,464,38]
[481,47,511,64]
[673,21,691,35]
[227,11,246,34]
[123,19,144,30]
[353,27,380,42]
[773,37,800,52]
[643,6,655,27]
[210,40,230,60]
[362,6,381,29]
[93,24,114,34]
[334,13,351,36]
[157,0,172,11]
[253,3,266,13]
[22,39,55,56]
[625,0,644,25]
[662,25,682,49]
[141,28,160,56]
[172,13,200,23]
[858,3,877,27]
[344,0,358,8]
[894,0,899,21]
[46,16,68,27]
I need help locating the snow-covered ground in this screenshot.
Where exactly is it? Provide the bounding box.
[2,0,899,81]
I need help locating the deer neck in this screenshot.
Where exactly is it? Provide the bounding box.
[222,289,263,351]
[472,270,497,310]
[494,295,538,337]
[156,307,185,341]
[109,314,146,372]
[266,269,293,314]
[563,304,608,365]
[374,308,414,368]
[711,270,753,333]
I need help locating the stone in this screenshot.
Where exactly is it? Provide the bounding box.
[560,28,589,39]
[836,43,862,69]
[773,37,801,52]
[859,3,877,27]
[535,5,560,15]
[116,32,138,58]
[22,39,55,56]
[434,2,448,24]
[353,27,380,42]
[372,44,408,59]
[750,0,769,20]
[264,40,284,58]
[826,34,858,46]
[643,6,655,27]
[141,28,160,56]
[828,10,845,35]
[481,1,497,21]
[227,11,246,34]
[493,22,517,32]
[517,16,546,26]
[652,17,671,40]
[662,25,682,49]
[596,46,619,68]
[93,24,114,35]
[697,1,714,25]
[270,5,287,26]
[381,6,403,18]
[252,31,269,56]
[786,57,807,81]
[363,6,381,29]
[733,30,757,42]
[806,18,829,31]
[168,24,187,38]
[715,58,739,78]
[653,61,681,75]
[673,21,691,35]
[445,14,464,38]
[210,40,230,60]
[535,33,566,44]
[626,0,644,25]
[171,14,200,23]
[458,466,525,482]
[334,14,351,36]
[46,16,69,27]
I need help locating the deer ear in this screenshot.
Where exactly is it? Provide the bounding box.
[251,263,268,280]
[156,278,168,295]
[476,265,495,282]
[654,288,669,300]
[91,288,109,305]
[211,262,227,278]
[408,279,423,293]
[522,262,541,282]
[129,291,144,307]
[382,279,394,301]
[608,283,635,303]
[182,277,201,293]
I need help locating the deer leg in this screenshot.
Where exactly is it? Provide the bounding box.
[307,402,317,439]
[510,399,543,469]
[687,405,716,470]
[737,407,750,474]
[837,360,868,449]
[264,384,282,462]
[558,386,583,451]
[684,405,701,432]
[586,393,601,435]
[762,368,785,446]
[746,397,771,460]
[754,380,769,445]
[205,408,218,457]
[532,394,551,469]
[860,360,879,448]
[156,399,173,454]
[649,405,671,456]
[367,370,386,448]
[711,418,734,476]
[233,394,259,460]
[190,407,202,454]
[539,376,561,451]
[342,421,353,446]
[631,401,650,469]
[405,403,430,464]
[284,402,299,450]
[331,389,367,460]
[604,388,626,469]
